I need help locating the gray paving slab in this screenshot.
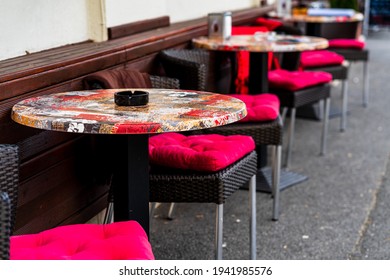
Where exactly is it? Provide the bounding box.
[149,30,390,260]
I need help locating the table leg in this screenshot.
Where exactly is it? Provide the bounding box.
[112,134,150,236]
[248,52,269,94]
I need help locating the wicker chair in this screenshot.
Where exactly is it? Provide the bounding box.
[0,144,154,260]
[329,42,369,108]
[304,20,370,107]
[159,49,285,221]
[290,50,350,131]
[149,134,258,260]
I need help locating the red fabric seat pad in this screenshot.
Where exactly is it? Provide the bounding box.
[254,17,283,31]
[328,39,365,49]
[232,26,278,94]
[229,93,280,122]
[232,26,268,35]
[10,221,154,260]
[300,50,345,68]
[268,69,332,91]
[149,133,255,172]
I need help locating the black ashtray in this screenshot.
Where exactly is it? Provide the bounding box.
[114,90,149,106]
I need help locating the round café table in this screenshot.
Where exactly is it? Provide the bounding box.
[11,88,247,236]
[193,34,328,94]
[283,13,364,39]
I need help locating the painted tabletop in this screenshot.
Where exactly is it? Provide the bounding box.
[11,89,247,134]
[192,34,328,53]
[285,12,364,23]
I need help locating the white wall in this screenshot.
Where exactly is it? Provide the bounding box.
[105,0,259,27]
[0,0,259,61]
[0,0,89,61]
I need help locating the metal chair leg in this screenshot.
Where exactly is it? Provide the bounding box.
[340,79,349,132]
[284,108,296,168]
[281,107,288,123]
[272,145,282,221]
[167,203,176,220]
[103,202,114,224]
[215,204,223,260]
[363,61,369,107]
[320,97,330,156]
[249,175,257,260]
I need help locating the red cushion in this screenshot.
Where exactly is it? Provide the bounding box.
[254,17,283,31]
[10,221,154,260]
[300,50,345,68]
[300,50,344,68]
[149,133,255,172]
[328,39,365,49]
[229,94,280,122]
[232,26,268,35]
[268,69,332,91]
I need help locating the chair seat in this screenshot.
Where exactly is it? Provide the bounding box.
[328,39,365,49]
[149,133,255,172]
[300,50,345,68]
[254,17,283,30]
[232,26,268,35]
[268,69,332,91]
[229,94,280,122]
[10,221,154,260]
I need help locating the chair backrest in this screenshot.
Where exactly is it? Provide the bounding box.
[0,145,19,233]
[0,192,11,260]
[0,144,19,260]
[159,49,210,91]
[83,68,180,90]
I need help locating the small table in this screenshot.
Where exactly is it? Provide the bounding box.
[284,13,364,39]
[192,34,328,93]
[193,34,327,192]
[11,88,247,235]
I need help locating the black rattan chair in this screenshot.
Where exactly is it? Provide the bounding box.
[159,49,285,221]
[0,144,154,260]
[149,143,258,260]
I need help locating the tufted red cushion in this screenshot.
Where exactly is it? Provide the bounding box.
[229,94,280,122]
[10,221,154,260]
[254,17,283,31]
[300,50,345,68]
[269,69,332,91]
[149,133,255,172]
[232,26,268,35]
[328,39,365,49]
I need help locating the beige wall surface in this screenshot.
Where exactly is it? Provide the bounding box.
[0,0,259,61]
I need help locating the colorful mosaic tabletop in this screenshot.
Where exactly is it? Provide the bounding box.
[192,34,328,52]
[12,89,247,134]
[285,12,364,23]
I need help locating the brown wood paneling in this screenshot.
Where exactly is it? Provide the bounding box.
[108,16,170,39]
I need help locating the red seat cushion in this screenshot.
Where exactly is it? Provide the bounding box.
[149,133,255,172]
[268,69,332,91]
[300,50,345,68]
[229,94,280,122]
[232,26,268,35]
[328,39,365,49]
[10,221,154,260]
[254,17,283,31]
